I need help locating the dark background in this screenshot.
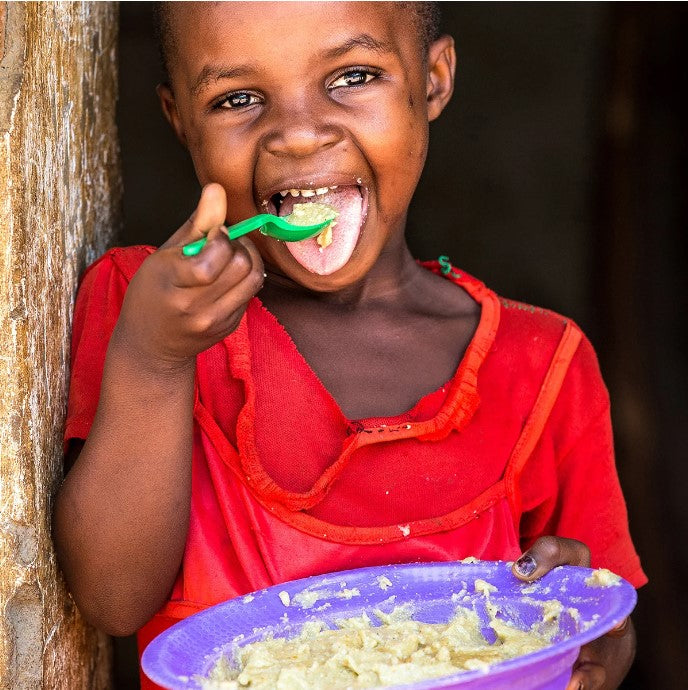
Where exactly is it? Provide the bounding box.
[115,3,687,688]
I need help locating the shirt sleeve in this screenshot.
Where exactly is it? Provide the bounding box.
[518,332,647,588]
[64,247,152,448]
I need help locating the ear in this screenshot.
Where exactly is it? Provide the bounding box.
[157,83,188,148]
[426,35,456,122]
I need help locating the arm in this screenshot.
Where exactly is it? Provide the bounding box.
[53,184,264,636]
[510,335,643,688]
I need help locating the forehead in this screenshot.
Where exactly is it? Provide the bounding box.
[167,2,422,83]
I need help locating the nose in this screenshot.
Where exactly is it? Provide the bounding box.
[262,101,343,159]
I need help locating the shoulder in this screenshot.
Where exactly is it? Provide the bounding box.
[425,262,600,378]
[433,261,572,348]
[80,245,156,287]
[477,288,603,396]
[72,246,157,335]
[497,296,571,346]
[491,294,608,415]
[496,295,601,371]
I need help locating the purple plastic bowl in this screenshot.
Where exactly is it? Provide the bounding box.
[142,561,636,690]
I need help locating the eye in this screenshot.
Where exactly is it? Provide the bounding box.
[213,91,262,110]
[328,69,379,90]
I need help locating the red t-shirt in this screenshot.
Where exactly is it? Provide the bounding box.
[65,247,646,689]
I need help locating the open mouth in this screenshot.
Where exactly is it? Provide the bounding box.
[267,184,366,276]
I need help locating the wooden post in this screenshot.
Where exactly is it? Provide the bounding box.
[0,2,120,687]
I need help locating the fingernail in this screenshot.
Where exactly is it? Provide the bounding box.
[515,554,537,577]
[606,617,629,638]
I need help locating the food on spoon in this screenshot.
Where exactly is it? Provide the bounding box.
[278,188,361,275]
[287,202,338,249]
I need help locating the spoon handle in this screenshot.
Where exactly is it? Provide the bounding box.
[181,215,274,257]
[181,238,208,256]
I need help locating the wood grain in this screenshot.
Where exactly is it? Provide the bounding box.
[0,2,120,687]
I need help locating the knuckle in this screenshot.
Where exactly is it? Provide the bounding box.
[537,536,562,562]
[172,292,194,318]
[245,265,265,293]
[190,312,214,334]
[571,538,591,565]
[222,313,244,336]
[191,259,217,286]
[229,245,252,275]
[186,207,199,228]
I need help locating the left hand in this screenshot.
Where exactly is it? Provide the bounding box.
[511,537,636,690]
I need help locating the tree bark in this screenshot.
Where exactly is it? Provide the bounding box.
[0,2,120,687]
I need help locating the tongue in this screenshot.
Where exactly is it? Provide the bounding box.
[279,187,363,275]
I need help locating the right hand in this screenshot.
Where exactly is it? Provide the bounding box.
[115,183,264,367]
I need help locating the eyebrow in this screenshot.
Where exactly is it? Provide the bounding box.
[322,33,394,59]
[191,64,258,97]
[190,34,392,96]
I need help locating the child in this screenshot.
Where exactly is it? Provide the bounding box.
[53,3,646,689]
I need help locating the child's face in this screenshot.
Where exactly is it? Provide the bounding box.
[160,2,455,292]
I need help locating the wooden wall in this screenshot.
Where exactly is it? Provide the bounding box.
[0,2,119,687]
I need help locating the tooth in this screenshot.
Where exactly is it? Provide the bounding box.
[280,190,288,197]
[330,185,338,190]
[301,189,315,197]
[289,189,299,197]
[315,187,328,195]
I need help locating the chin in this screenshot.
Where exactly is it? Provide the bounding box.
[270,234,384,293]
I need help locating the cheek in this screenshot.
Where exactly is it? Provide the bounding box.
[374,110,428,189]
[189,127,257,216]
[397,111,428,184]
[379,92,427,161]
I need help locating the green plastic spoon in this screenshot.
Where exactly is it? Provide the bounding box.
[182,210,335,257]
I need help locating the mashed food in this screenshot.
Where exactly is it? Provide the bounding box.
[287,202,338,248]
[584,568,622,588]
[200,606,553,689]
[288,202,338,226]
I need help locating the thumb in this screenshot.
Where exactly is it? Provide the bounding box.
[162,183,228,248]
[512,536,591,582]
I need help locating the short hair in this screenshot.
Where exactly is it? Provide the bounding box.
[153,2,442,83]
[406,2,442,51]
[152,2,174,82]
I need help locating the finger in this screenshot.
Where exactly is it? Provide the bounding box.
[232,235,265,283]
[208,236,262,298]
[168,225,237,289]
[565,677,581,690]
[166,227,263,296]
[161,183,228,248]
[191,268,264,343]
[605,616,630,638]
[567,663,606,690]
[211,257,265,320]
[171,255,263,343]
[512,536,590,581]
